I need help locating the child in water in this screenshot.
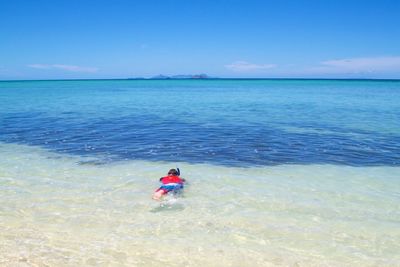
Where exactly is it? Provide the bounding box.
[152,168,186,200]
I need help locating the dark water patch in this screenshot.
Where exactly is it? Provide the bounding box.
[1,112,399,167]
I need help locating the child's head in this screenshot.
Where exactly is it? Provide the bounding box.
[167,169,178,176]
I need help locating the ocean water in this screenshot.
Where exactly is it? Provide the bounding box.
[0,79,399,266]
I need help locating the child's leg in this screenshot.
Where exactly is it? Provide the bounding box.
[152,188,166,200]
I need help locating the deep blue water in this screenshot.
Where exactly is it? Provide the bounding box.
[1,79,399,166]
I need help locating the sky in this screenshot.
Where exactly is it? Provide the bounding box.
[1,0,400,80]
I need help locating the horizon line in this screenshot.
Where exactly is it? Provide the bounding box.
[1,77,400,82]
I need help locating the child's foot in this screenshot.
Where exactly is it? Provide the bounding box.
[152,191,163,200]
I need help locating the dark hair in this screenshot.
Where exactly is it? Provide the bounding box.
[168,169,178,175]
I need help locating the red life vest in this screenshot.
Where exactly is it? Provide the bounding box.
[160,175,184,184]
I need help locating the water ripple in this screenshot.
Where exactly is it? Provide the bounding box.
[1,113,399,166]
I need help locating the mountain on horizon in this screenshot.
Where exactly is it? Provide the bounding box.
[150,74,212,79]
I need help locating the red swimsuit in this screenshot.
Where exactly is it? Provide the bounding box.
[156,175,185,194]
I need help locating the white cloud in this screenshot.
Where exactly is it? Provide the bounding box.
[312,56,400,74]
[28,64,98,73]
[225,61,276,72]
[27,64,50,69]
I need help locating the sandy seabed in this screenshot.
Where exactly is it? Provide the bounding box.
[1,143,400,266]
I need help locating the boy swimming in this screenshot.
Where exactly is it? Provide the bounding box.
[152,168,186,200]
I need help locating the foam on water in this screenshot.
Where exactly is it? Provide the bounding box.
[1,143,399,266]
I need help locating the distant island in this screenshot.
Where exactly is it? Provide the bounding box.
[128,74,214,80]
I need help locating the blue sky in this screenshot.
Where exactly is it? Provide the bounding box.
[1,0,400,79]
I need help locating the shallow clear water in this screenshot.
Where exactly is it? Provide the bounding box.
[0,79,400,266]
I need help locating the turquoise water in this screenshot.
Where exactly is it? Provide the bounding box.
[1,79,399,166]
[0,79,400,266]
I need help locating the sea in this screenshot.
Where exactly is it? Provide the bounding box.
[0,79,399,266]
